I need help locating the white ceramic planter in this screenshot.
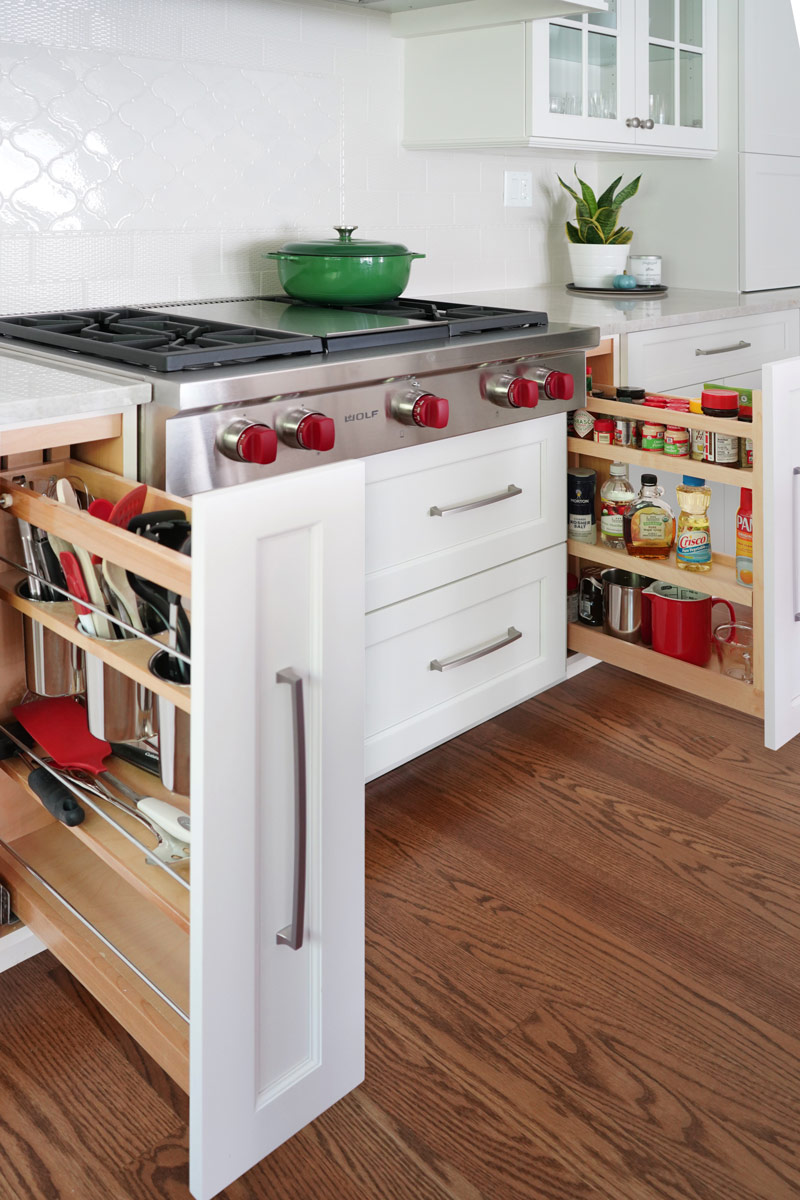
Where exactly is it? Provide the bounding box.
[568,243,630,289]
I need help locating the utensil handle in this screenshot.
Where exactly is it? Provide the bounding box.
[430,626,522,672]
[28,767,85,826]
[276,668,307,952]
[430,484,522,518]
[694,340,751,356]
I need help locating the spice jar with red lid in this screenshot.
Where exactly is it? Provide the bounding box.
[593,417,615,444]
[701,388,739,418]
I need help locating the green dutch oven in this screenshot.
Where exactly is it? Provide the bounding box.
[265,225,425,305]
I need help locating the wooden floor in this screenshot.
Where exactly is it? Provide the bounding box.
[2,664,800,1199]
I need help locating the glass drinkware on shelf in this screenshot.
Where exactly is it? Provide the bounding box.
[622,473,676,560]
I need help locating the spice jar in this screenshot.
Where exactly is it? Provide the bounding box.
[701,388,739,418]
[704,431,739,466]
[613,418,632,446]
[593,417,614,444]
[689,398,705,461]
[568,467,596,543]
[664,425,690,457]
[641,421,665,452]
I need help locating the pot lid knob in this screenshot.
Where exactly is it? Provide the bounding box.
[334,225,358,242]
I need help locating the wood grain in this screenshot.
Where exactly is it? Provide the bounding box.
[1,663,799,1198]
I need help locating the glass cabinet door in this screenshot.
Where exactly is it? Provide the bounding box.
[531,0,637,144]
[635,0,716,150]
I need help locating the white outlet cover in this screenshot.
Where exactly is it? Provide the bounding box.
[504,170,533,207]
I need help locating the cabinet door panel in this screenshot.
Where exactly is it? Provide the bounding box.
[190,462,365,1200]
[763,358,800,750]
[633,0,717,152]
[739,0,800,157]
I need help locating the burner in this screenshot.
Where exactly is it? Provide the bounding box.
[0,307,324,371]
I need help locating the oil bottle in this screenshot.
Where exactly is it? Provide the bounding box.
[622,473,675,560]
[675,475,712,572]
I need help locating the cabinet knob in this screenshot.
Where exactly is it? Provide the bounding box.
[217,419,278,465]
[642,117,655,130]
[626,116,641,128]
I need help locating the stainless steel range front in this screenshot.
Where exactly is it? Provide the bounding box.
[0,295,600,494]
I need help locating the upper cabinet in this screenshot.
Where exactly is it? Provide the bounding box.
[403,0,717,156]
[739,0,800,157]
[336,0,611,37]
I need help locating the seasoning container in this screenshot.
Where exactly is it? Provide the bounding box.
[613,418,632,446]
[615,386,632,402]
[629,254,662,286]
[567,466,596,543]
[704,431,739,466]
[664,425,690,457]
[641,420,665,452]
[689,398,705,461]
[567,572,579,623]
[736,488,753,587]
[704,383,754,468]
[572,408,595,439]
[586,365,593,397]
[593,416,614,444]
[701,388,739,418]
[628,388,646,404]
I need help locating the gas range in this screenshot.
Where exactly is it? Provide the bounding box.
[0,296,599,496]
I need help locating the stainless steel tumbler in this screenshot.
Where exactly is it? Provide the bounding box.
[149,649,190,795]
[601,568,653,643]
[85,636,157,743]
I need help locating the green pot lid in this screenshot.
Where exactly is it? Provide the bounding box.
[278,226,415,258]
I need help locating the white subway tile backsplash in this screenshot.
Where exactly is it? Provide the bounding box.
[0,0,570,314]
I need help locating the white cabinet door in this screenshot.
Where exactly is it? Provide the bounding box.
[633,0,717,153]
[740,155,800,292]
[739,0,800,157]
[763,358,800,750]
[530,0,638,144]
[190,461,365,1200]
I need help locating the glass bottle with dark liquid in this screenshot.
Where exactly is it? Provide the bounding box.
[623,473,675,560]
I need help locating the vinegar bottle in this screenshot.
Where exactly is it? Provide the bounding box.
[622,473,675,560]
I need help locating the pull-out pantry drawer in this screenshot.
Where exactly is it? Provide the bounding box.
[365,417,565,611]
[625,309,800,391]
[365,543,565,779]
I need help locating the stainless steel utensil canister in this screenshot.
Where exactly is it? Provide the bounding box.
[19,582,84,697]
[85,639,157,743]
[601,568,653,643]
[149,649,190,795]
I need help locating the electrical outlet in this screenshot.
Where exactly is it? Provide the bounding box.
[504,170,533,207]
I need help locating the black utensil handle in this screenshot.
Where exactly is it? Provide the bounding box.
[28,768,85,826]
[109,743,161,777]
[127,510,187,534]
[0,721,35,761]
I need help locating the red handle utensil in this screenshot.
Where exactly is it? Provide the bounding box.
[108,484,147,529]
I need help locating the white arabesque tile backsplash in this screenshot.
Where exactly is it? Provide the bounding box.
[0,0,590,313]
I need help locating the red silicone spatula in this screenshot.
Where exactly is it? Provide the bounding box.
[13,696,111,774]
[108,484,147,529]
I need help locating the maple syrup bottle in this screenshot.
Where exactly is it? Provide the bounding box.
[622,473,675,560]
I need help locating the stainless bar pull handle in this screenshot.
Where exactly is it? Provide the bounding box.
[793,468,800,622]
[430,484,522,518]
[695,340,751,356]
[430,626,522,672]
[276,668,307,951]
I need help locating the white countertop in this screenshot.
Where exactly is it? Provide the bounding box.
[0,345,150,431]
[441,284,800,338]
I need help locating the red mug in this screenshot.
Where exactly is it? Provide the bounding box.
[641,582,736,666]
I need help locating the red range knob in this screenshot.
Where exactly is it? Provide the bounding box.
[508,378,539,409]
[297,413,336,452]
[236,424,278,465]
[413,394,449,429]
[544,370,574,401]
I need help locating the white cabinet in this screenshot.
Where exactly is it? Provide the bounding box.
[404,0,717,155]
[190,462,365,1199]
[739,156,800,293]
[0,456,366,1200]
[739,0,800,157]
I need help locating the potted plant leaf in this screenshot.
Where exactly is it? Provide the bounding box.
[558,168,641,288]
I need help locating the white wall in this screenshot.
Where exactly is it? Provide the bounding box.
[603,1,739,293]
[0,0,599,313]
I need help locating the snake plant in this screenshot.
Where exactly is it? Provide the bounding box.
[558,168,641,245]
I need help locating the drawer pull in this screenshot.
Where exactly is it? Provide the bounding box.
[429,484,522,518]
[430,626,522,672]
[695,340,751,356]
[0,839,188,1021]
[276,668,307,952]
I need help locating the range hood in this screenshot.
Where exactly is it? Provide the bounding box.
[333,0,608,36]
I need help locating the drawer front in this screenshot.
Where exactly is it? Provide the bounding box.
[625,310,800,391]
[365,543,565,779]
[365,417,565,610]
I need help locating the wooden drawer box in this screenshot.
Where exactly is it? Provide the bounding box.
[365,416,565,612]
[365,543,566,780]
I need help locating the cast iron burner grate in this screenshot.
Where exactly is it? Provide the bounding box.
[0,308,324,371]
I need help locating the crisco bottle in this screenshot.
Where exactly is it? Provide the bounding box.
[676,475,712,572]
